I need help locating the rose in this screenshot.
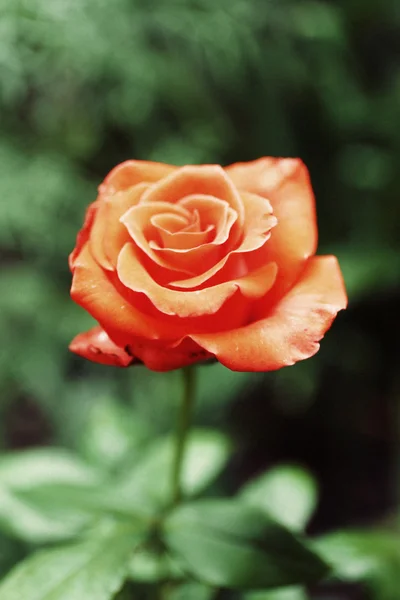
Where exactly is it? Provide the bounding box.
[69,158,347,371]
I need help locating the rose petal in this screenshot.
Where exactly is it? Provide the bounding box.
[117,242,277,317]
[148,196,238,273]
[69,201,99,270]
[69,326,135,367]
[151,206,215,251]
[122,196,237,277]
[154,224,214,250]
[100,160,176,195]
[141,165,244,231]
[226,158,317,290]
[90,183,148,270]
[238,192,277,251]
[70,243,178,343]
[178,195,236,244]
[151,213,190,234]
[169,191,276,289]
[190,255,347,371]
[121,202,194,274]
[125,337,213,372]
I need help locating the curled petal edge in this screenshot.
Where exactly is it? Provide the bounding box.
[189,255,348,372]
[117,242,278,317]
[100,160,176,195]
[226,157,318,293]
[69,326,135,367]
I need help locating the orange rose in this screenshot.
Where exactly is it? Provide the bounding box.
[69,158,347,371]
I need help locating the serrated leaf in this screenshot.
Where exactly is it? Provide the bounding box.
[0,521,144,600]
[240,466,318,531]
[114,429,231,513]
[163,500,328,590]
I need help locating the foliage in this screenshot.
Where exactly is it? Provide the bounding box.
[0,437,327,598]
[0,0,399,598]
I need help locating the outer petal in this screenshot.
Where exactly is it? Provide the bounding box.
[226,158,317,290]
[90,183,148,270]
[70,243,251,346]
[69,326,135,367]
[190,256,347,372]
[99,160,176,195]
[126,337,213,372]
[70,243,178,343]
[69,201,99,270]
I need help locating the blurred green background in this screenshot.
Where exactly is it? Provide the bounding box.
[0,0,399,598]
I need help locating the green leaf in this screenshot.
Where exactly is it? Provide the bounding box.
[169,582,215,600]
[0,487,91,544]
[0,448,101,490]
[0,532,25,579]
[128,546,183,583]
[289,3,344,42]
[240,465,318,531]
[315,529,400,591]
[163,500,328,590]
[7,478,151,543]
[245,587,307,600]
[114,429,231,513]
[78,397,150,470]
[1,430,229,542]
[0,521,144,600]
[0,449,103,543]
[182,430,230,495]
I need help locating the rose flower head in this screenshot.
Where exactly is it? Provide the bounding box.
[69,158,347,371]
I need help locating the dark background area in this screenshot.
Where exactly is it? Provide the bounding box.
[0,1,399,598]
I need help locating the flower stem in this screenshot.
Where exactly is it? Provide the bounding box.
[171,366,196,505]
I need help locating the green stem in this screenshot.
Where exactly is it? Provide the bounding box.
[171,366,196,505]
